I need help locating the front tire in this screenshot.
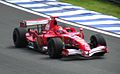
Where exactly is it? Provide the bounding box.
[90,34,107,56]
[13,27,28,48]
[90,34,107,48]
[48,38,63,59]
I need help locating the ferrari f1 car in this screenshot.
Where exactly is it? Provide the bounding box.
[13,16,108,59]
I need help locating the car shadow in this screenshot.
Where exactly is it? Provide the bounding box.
[7,46,106,61]
[39,55,106,61]
[7,46,42,55]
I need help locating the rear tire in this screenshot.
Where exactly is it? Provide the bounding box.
[48,38,63,59]
[13,27,28,48]
[90,34,107,48]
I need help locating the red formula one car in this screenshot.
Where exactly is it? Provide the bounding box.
[13,16,108,59]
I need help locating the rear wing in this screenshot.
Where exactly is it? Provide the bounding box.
[20,18,49,27]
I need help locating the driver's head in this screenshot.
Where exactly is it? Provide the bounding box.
[54,20,57,25]
[50,16,58,25]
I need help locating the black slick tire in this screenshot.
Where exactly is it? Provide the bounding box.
[90,34,107,56]
[90,34,107,48]
[48,38,63,59]
[13,27,27,48]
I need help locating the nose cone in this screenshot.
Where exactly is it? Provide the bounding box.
[81,43,91,51]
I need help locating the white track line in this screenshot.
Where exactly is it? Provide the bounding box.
[0,0,120,38]
[48,10,100,16]
[18,3,48,7]
[63,15,117,21]
[32,7,64,12]
[100,27,120,30]
[6,0,31,3]
[77,20,120,25]
[60,6,85,9]
[31,0,56,1]
[116,32,120,34]
[46,2,72,5]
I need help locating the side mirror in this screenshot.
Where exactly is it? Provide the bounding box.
[79,27,83,31]
[79,27,84,39]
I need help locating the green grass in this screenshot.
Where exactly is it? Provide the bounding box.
[60,0,120,18]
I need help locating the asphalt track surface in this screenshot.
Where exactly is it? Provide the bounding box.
[0,3,120,74]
